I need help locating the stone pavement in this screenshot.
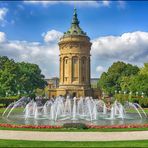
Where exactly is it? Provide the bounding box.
[0,130,148,141]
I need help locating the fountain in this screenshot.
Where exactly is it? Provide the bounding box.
[1,96,147,126]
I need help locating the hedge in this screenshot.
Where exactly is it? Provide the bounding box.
[0,96,20,100]
[63,123,88,129]
[115,94,148,107]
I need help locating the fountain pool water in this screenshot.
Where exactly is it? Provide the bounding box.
[1,96,148,126]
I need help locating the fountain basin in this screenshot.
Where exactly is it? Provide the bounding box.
[1,96,148,127]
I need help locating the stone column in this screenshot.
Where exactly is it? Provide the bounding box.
[86,56,88,85]
[69,55,72,84]
[59,56,63,85]
[59,57,62,84]
[79,56,82,84]
[88,56,91,85]
[61,56,64,84]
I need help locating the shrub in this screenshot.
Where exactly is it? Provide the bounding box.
[115,94,148,107]
[115,94,129,104]
[0,96,19,100]
[139,98,148,107]
[63,123,88,129]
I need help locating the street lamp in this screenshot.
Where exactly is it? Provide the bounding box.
[128,91,132,102]
[18,90,20,95]
[102,91,106,100]
[124,91,126,95]
[5,91,8,97]
[141,92,144,98]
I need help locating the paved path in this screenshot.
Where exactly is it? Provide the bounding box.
[0,130,148,141]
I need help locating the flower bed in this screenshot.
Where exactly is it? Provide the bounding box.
[86,124,148,129]
[0,123,62,129]
[0,123,148,129]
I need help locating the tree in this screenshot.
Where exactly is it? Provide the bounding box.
[140,63,148,75]
[120,76,132,92]
[0,56,19,96]
[17,62,47,95]
[129,63,148,96]
[35,88,45,96]
[98,61,140,95]
[0,56,47,97]
[129,74,148,96]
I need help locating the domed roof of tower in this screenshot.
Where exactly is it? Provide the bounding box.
[63,8,87,37]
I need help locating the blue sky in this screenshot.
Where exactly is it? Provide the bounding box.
[0,1,148,78]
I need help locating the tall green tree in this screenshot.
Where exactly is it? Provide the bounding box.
[17,62,47,95]
[98,61,139,95]
[120,76,132,92]
[0,56,19,96]
[0,56,47,97]
[140,63,148,75]
[129,63,148,96]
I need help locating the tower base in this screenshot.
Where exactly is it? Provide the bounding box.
[48,87,101,99]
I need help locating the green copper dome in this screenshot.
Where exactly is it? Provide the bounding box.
[64,8,87,36]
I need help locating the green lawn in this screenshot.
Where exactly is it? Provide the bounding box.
[126,108,148,114]
[0,108,6,114]
[0,126,148,132]
[0,140,148,147]
[0,107,24,114]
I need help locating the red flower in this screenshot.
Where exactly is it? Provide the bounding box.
[0,123,148,129]
[0,123,62,129]
[86,123,148,129]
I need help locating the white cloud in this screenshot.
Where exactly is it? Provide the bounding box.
[102,0,110,7]
[24,1,110,8]
[91,31,148,77]
[24,1,58,7]
[92,31,148,63]
[0,7,8,26]
[96,66,107,73]
[0,8,8,21]
[0,32,6,43]
[0,30,148,78]
[62,1,100,8]
[117,1,126,9]
[42,30,63,43]
[0,31,60,78]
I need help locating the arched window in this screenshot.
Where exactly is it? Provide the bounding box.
[72,56,78,81]
[81,56,87,82]
[63,57,69,82]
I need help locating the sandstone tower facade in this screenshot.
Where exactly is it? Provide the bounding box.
[49,9,100,98]
[59,8,91,89]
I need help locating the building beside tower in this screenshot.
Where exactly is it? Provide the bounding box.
[48,9,101,98]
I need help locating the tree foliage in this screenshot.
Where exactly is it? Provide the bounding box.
[139,63,148,75]
[129,63,148,96]
[98,61,140,95]
[0,56,47,97]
